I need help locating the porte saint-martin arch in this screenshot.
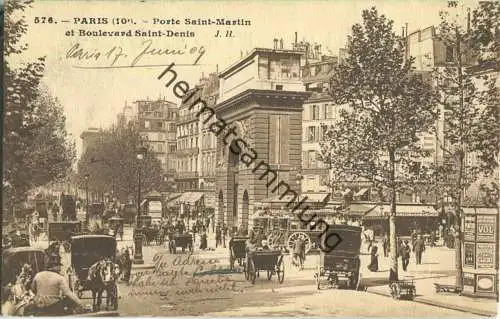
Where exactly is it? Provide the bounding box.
[213,48,311,233]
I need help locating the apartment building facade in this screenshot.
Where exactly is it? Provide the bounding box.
[135,98,178,177]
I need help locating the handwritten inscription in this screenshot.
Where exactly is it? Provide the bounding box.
[65,39,205,67]
[128,252,244,299]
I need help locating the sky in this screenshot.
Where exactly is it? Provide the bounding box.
[7,0,479,158]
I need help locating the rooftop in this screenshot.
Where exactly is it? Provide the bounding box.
[219,47,304,78]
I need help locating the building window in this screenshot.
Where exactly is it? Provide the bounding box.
[275,85,283,91]
[308,126,316,143]
[144,120,150,129]
[326,104,333,119]
[446,46,455,63]
[308,151,316,168]
[312,105,319,120]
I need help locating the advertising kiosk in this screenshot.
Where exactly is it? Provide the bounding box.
[462,207,499,299]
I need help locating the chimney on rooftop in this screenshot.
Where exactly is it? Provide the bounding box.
[273,38,278,49]
[295,32,298,46]
[405,23,408,37]
[280,38,284,49]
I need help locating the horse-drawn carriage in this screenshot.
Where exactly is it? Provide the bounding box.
[246,249,285,284]
[229,236,249,270]
[315,224,362,290]
[168,233,193,253]
[6,229,31,248]
[1,245,119,316]
[2,247,47,289]
[68,235,119,312]
[252,210,329,254]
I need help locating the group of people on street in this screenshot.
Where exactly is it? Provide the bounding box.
[367,231,427,273]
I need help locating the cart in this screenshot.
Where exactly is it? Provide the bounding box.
[390,277,416,300]
[169,233,193,253]
[246,249,284,284]
[433,283,461,293]
[68,235,118,310]
[315,224,362,290]
[229,236,249,270]
[252,211,329,254]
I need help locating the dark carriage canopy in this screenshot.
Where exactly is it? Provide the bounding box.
[2,247,47,286]
[318,224,362,255]
[48,221,82,241]
[71,235,117,270]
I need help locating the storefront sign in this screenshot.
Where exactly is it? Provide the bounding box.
[148,201,162,212]
[476,215,497,242]
[476,274,496,293]
[462,272,475,294]
[463,215,476,241]
[476,243,496,269]
[464,243,475,267]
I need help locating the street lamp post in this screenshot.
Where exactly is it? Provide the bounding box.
[84,174,90,227]
[133,146,147,265]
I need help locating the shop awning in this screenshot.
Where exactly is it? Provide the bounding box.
[347,204,377,216]
[354,188,369,197]
[303,193,330,203]
[176,192,205,205]
[342,188,353,196]
[364,204,437,219]
[261,194,298,204]
[462,207,499,215]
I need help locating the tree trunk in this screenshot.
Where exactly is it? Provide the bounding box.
[454,214,463,288]
[389,150,398,282]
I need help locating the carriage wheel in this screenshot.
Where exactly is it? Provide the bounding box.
[111,283,119,310]
[267,270,273,280]
[277,256,285,284]
[267,231,283,248]
[315,265,322,290]
[287,232,312,254]
[354,271,362,291]
[248,259,256,284]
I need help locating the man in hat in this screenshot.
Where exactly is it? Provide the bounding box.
[30,259,85,315]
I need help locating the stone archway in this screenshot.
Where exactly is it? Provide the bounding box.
[229,140,239,229]
[242,190,249,233]
[218,190,224,227]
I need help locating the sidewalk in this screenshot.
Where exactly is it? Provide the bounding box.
[366,276,498,317]
[360,245,498,317]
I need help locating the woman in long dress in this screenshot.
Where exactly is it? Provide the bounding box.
[367,246,379,272]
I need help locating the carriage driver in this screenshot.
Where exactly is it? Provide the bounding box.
[30,259,86,315]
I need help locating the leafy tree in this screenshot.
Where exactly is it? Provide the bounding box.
[77,123,164,204]
[3,0,75,214]
[319,7,438,281]
[432,4,499,288]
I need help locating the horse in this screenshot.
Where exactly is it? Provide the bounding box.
[87,258,120,311]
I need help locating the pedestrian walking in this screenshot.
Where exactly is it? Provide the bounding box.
[400,240,411,271]
[367,246,379,272]
[222,223,228,248]
[413,234,425,265]
[381,234,388,257]
[215,226,222,248]
[199,231,208,250]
